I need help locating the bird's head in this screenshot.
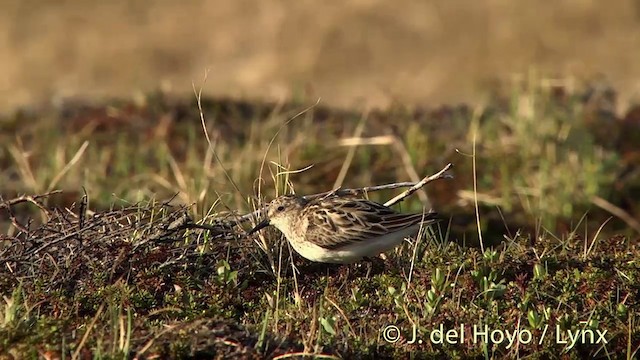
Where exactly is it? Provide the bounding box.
[248,195,306,234]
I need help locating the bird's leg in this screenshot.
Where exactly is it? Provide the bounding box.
[362,257,374,278]
[362,255,387,278]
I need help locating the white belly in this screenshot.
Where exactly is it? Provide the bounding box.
[287,225,421,264]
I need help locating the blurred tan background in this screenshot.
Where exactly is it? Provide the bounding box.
[2,0,640,114]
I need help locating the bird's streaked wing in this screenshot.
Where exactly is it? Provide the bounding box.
[303,197,437,250]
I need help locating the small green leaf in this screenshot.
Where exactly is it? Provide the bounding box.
[320,317,336,336]
[528,310,541,328]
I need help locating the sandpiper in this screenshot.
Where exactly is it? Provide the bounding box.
[248,194,438,264]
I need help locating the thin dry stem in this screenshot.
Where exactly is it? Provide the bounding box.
[591,195,640,235]
[193,69,242,198]
[390,135,430,205]
[46,140,89,193]
[0,190,62,231]
[333,111,368,189]
[384,163,453,207]
[0,190,61,211]
[337,134,431,204]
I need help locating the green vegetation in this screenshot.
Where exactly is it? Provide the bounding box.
[1,78,639,358]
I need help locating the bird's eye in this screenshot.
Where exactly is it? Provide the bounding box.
[276,205,285,212]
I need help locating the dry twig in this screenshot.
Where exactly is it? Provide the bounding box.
[383,163,453,207]
[0,190,61,232]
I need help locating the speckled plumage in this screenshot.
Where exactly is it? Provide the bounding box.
[249,194,438,263]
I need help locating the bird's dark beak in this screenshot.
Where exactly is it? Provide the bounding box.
[248,219,270,235]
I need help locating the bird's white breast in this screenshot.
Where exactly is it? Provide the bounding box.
[286,223,421,264]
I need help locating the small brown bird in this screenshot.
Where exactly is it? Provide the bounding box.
[249,195,437,263]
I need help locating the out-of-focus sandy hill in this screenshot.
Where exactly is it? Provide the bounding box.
[2,0,639,113]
